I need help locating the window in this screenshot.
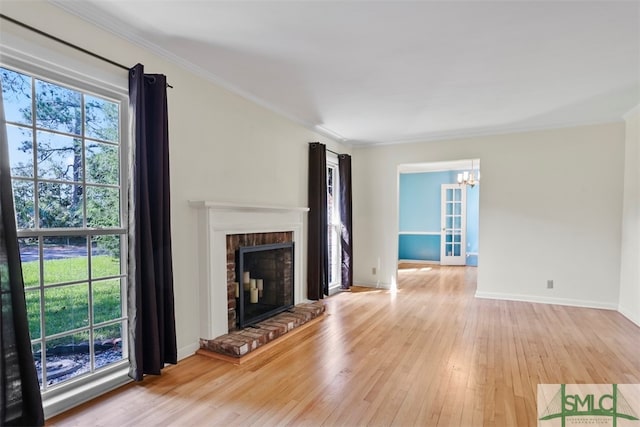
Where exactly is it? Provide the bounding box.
[1,66,128,391]
[327,156,341,290]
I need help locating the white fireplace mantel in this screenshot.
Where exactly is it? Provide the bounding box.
[190,201,309,339]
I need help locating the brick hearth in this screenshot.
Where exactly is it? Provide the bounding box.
[199,301,325,358]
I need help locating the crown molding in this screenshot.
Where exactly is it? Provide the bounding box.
[623,104,640,120]
[46,1,635,149]
[355,117,625,148]
[49,0,348,144]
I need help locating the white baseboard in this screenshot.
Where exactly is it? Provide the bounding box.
[398,259,440,265]
[355,281,392,289]
[474,291,618,311]
[178,342,200,361]
[618,305,640,327]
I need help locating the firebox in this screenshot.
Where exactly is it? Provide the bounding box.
[236,242,294,328]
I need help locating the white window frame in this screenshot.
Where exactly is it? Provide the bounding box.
[1,45,131,418]
[327,153,342,291]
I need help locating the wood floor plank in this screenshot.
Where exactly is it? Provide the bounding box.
[48,266,640,427]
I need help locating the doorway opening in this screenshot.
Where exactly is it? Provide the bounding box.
[397,159,480,271]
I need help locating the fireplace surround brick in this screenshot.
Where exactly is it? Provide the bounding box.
[226,232,293,332]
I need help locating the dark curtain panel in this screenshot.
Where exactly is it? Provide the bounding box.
[338,154,353,289]
[307,142,328,300]
[0,81,44,425]
[128,64,177,381]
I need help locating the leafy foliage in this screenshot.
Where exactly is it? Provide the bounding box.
[1,67,121,245]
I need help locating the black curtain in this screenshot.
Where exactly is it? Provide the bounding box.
[0,82,44,425]
[307,142,328,300]
[128,64,177,381]
[338,154,353,289]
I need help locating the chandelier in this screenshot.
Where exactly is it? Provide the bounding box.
[457,159,479,187]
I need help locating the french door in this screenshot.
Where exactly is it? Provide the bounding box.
[440,184,467,265]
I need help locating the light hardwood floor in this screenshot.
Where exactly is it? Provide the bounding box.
[49,265,640,426]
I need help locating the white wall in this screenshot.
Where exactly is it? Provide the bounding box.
[0,1,349,359]
[619,105,640,325]
[353,123,625,308]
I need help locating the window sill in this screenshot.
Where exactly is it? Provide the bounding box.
[42,362,131,419]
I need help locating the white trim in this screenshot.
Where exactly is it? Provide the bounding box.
[398,159,480,174]
[190,202,308,340]
[618,305,640,328]
[475,291,619,311]
[189,201,309,213]
[398,259,440,265]
[48,1,628,147]
[0,31,127,95]
[43,366,131,418]
[398,231,440,236]
[623,104,640,120]
[49,0,348,144]
[358,118,624,147]
[356,281,392,290]
[177,343,200,361]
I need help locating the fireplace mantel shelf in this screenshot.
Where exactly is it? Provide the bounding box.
[189,201,309,213]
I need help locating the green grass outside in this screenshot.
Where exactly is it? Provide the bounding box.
[23,255,123,341]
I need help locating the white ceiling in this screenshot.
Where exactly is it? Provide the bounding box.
[53,0,639,146]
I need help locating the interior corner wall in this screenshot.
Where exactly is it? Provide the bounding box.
[0,1,350,360]
[619,105,640,326]
[353,123,625,308]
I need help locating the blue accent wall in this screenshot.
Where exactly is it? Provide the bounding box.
[398,235,440,260]
[399,170,479,265]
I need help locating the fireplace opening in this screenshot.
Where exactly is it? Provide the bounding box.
[236,242,294,329]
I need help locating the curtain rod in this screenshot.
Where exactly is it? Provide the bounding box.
[0,14,173,89]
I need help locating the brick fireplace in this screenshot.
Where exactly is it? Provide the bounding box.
[190,202,308,340]
[226,232,293,331]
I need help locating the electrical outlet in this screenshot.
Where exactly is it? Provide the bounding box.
[547,279,554,289]
[372,267,377,275]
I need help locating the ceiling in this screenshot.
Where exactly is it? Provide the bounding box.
[52,1,639,146]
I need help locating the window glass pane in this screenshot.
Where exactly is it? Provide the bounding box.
[24,289,41,340]
[454,203,461,215]
[43,330,90,386]
[32,342,42,387]
[44,283,89,336]
[7,124,33,177]
[35,79,81,135]
[38,182,83,228]
[36,131,83,182]
[94,322,124,369]
[92,235,121,278]
[19,238,39,287]
[13,179,35,229]
[85,95,119,143]
[86,186,120,228]
[43,236,88,285]
[0,67,32,125]
[446,217,453,229]
[86,142,118,185]
[454,216,461,229]
[93,279,121,324]
[454,244,461,256]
